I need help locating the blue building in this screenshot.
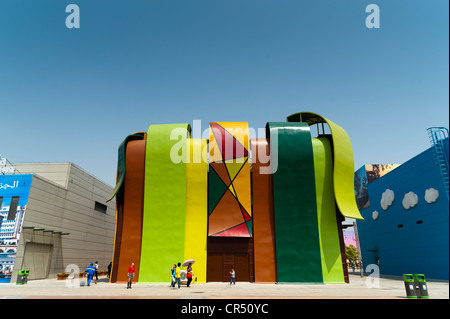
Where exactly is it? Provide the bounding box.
[356,130,449,280]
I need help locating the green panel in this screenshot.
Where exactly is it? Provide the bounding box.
[208,166,228,215]
[139,123,191,283]
[312,137,345,284]
[287,112,363,220]
[267,122,323,283]
[246,220,252,236]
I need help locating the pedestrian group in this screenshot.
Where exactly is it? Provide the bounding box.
[84,261,237,289]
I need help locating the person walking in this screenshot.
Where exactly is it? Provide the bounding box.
[186,263,193,287]
[94,261,99,283]
[127,262,135,289]
[230,268,236,285]
[174,262,181,289]
[170,264,176,288]
[107,262,112,279]
[84,263,96,287]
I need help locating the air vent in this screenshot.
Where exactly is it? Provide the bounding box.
[94,201,107,214]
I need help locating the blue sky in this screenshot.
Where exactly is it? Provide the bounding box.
[0,0,448,187]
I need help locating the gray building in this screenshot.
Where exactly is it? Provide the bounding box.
[1,163,115,282]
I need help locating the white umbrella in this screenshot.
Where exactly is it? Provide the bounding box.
[182,259,195,267]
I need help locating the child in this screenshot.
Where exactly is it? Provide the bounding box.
[230,269,235,285]
[127,262,135,289]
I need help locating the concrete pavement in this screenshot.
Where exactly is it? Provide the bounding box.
[0,273,448,299]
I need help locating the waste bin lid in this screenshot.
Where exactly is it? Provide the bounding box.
[403,274,414,282]
[18,270,29,275]
[414,274,426,282]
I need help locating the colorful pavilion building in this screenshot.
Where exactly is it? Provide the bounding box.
[107,112,363,284]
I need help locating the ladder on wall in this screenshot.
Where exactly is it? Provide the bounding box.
[427,127,449,201]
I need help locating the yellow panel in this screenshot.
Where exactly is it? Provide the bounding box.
[216,122,249,152]
[228,184,237,198]
[225,158,246,181]
[184,138,208,283]
[208,132,222,163]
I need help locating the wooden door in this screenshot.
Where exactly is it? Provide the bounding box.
[207,252,223,282]
[234,252,249,282]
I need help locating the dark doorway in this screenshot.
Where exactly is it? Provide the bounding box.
[207,237,254,282]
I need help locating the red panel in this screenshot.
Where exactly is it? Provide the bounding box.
[213,222,250,237]
[210,122,248,161]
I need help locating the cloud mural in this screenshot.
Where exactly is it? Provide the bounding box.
[402,191,418,210]
[425,188,439,203]
[380,189,395,210]
[372,211,379,220]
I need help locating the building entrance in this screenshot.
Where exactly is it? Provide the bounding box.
[22,243,52,280]
[207,237,254,282]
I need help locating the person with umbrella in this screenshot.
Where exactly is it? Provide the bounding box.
[183,259,195,287]
[186,263,193,287]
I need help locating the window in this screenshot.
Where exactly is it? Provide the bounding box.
[94,201,107,214]
[7,196,19,220]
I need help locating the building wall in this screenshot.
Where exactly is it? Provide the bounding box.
[13,163,71,188]
[357,139,449,280]
[11,163,115,282]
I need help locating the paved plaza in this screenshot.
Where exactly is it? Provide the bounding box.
[0,273,448,299]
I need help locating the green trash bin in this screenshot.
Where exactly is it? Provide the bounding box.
[414,274,429,299]
[403,274,417,299]
[16,270,29,285]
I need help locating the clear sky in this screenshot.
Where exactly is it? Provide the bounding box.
[1,0,448,187]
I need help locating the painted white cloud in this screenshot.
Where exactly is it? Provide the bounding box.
[402,191,418,210]
[425,188,439,203]
[372,211,379,220]
[380,189,395,210]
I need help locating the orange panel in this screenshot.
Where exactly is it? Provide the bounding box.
[208,190,246,236]
[115,140,146,282]
[251,138,277,283]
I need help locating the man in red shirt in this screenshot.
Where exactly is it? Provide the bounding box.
[127,262,135,289]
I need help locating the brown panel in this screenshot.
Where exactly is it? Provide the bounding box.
[114,140,146,282]
[207,253,223,282]
[208,190,246,235]
[251,139,277,283]
[111,187,123,283]
[210,162,232,186]
[234,253,250,282]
